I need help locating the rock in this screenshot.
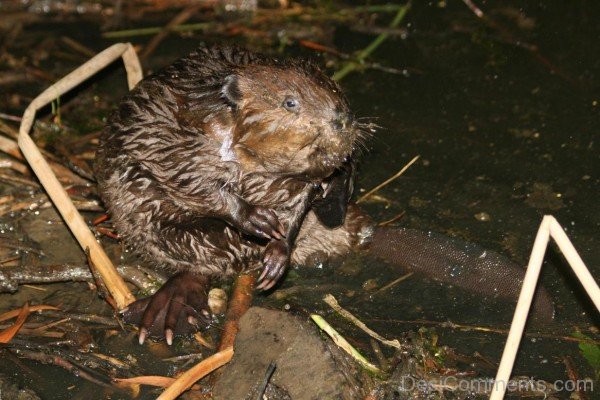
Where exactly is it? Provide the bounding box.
[213,307,372,400]
[0,374,40,400]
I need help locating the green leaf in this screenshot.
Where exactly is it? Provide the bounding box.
[573,332,600,380]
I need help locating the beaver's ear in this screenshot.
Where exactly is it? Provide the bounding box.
[221,75,241,108]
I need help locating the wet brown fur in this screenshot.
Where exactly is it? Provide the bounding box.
[95,46,372,279]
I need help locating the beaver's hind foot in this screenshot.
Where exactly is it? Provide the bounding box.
[121,272,211,345]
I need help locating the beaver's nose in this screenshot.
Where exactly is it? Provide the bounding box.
[332,113,351,131]
[332,118,344,131]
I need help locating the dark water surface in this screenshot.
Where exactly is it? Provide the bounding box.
[0,1,598,398]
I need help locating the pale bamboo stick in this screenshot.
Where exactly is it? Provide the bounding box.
[491,216,597,400]
[549,218,600,310]
[18,43,142,309]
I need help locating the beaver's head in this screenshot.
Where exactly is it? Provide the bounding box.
[219,61,369,179]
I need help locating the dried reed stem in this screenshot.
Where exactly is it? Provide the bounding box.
[17,43,142,309]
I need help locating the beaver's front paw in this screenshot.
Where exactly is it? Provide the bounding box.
[232,201,286,240]
[121,273,211,345]
[257,240,290,291]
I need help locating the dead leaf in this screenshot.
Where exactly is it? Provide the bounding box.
[0,302,30,343]
[0,304,60,323]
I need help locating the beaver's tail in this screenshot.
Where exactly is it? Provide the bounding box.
[368,227,555,319]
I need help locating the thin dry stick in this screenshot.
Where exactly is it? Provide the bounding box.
[157,347,234,400]
[18,43,142,309]
[372,272,413,296]
[563,356,589,400]
[357,155,419,203]
[491,215,599,400]
[1,121,90,185]
[365,317,600,345]
[324,294,401,349]
[461,0,484,18]
[140,4,202,60]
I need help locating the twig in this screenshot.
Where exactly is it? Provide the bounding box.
[86,247,117,311]
[371,272,413,296]
[369,339,389,372]
[60,36,96,58]
[461,0,483,18]
[0,241,44,256]
[377,211,405,226]
[563,356,589,400]
[103,22,212,39]
[357,155,419,203]
[256,362,276,400]
[323,294,401,349]
[0,172,39,188]
[0,134,26,160]
[0,157,29,175]
[0,124,89,184]
[162,353,204,363]
[333,3,410,81]
[367,317,600,345]
[460,0,577,86]
[30,318,69,333]
[140,5,202,61]
[299,40,347,58]
[41,310,119,327]
[157,347,234,400]
[8,347,118,390]
[0,113,22,123]
[0,263,165,294]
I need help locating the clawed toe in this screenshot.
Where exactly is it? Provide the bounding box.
[257,240,290,291]
[121,272,211,344]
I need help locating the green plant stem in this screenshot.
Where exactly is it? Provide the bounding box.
[350,4,408,13]
[333,3,410,81]
[102,23,212,39]
[310,314,382,375]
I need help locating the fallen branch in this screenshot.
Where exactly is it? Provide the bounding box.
[0,264,166,294]
[157,347,234,400]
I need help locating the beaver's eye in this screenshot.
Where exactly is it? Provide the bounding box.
[282,96,299,111]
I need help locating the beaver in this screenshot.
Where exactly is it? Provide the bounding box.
[95,46,553,344]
